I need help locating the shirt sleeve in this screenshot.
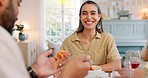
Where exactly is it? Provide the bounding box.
[106,34,121,63]
[60,39,69,53]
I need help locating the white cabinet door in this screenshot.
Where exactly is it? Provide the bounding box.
[18,40,37,67]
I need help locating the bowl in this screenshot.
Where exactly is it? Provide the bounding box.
[85,66,105,78]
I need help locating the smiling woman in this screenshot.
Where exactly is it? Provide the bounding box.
[60,0,122,72]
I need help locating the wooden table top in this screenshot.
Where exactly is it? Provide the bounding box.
[117,68,144,78]
[105,68,144,78]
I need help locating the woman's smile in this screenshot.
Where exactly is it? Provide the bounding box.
[85,21,94,26]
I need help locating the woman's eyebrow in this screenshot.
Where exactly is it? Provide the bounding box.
[82,10,96,12]
[82,11,87,13]
[91,11,96,13]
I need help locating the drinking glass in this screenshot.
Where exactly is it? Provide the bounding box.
[129,50,140,77]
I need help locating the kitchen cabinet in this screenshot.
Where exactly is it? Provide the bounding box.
[103,20,148,55]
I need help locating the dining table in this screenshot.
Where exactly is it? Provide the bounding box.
[118,68,144,78]
[106,68,144,78]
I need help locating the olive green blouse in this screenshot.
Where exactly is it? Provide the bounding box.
[60,32,121,65]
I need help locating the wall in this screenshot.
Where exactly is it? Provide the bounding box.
[17,0,42,54]
[94,0,148,20]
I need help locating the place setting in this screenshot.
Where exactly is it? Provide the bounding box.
[85,65,121,78]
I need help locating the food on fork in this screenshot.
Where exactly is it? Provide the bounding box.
[56,51,70,60]
[55,51,70,67]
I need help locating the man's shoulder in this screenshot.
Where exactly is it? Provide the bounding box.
[0,26,12,41]
[0,26,20,52]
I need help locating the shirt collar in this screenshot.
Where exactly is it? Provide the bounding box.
[71,33,79,42]
[96,32,101,39]
[71,32,101,42]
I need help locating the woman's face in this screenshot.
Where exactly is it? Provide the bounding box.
[80,4,101,30]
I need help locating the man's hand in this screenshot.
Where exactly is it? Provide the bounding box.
[59,55,92,78]
[31,49,58,78]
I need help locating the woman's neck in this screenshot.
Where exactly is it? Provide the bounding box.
[81,29,96,40]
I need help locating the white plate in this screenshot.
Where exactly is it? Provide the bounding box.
[85,66,106,78]
[85,70,106,78]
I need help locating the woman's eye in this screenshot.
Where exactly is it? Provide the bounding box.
[82,12,87,15]
[91,12,96,15]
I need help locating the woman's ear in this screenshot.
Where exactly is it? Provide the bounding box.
[98,14,101,21]
[98,14,101,18]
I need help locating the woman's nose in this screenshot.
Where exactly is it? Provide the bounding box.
[86,14,92,19]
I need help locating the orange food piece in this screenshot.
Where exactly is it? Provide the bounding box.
[56,51,70,60]
[55,51,70,67]
[89,66,100,70]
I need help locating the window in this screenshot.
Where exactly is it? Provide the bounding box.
[45,0,82,44]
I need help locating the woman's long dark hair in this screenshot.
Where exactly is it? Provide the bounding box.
[76,1,103,33]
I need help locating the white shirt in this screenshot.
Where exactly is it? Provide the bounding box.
[0,26,29,78]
